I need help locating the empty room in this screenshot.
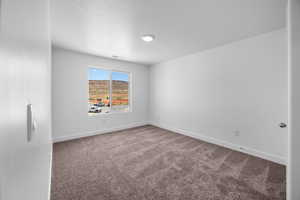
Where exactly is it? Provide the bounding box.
[1,0,300,200]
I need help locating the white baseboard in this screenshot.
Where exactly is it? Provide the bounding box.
[52,121,148,143]
[52,120,286,165]
[149,121,286,165]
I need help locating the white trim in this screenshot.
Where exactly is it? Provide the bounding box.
[287,0,291,198]
[48,145,53,200]
[52,122,148,143]
[149,121,287,165]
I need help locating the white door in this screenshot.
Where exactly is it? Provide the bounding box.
[0,0,52,199]
[288,1,300,200]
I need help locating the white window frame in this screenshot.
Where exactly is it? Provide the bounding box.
[88,66,132,116]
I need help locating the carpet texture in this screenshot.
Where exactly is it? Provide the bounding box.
[51,125,286,200]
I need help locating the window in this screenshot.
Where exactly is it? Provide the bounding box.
[88,68,130,115]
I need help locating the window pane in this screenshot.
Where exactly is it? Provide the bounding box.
[111,71,129,112]
[88,68,110,114]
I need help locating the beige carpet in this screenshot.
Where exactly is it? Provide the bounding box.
[51,125,286,200]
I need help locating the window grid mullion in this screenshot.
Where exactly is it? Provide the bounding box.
[109,71,112,112]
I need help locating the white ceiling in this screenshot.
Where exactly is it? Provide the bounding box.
[51,0,287,65]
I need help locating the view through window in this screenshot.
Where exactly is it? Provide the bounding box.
[88,68,129,115]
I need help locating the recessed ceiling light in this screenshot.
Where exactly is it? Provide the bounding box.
[141,34,155,42]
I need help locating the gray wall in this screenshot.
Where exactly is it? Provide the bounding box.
[149,29,288,164]
[51,47,149,141]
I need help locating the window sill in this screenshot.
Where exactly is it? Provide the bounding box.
[88,109,132,117]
